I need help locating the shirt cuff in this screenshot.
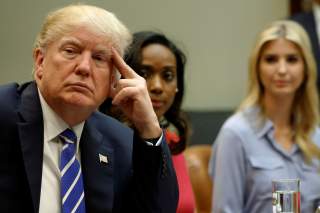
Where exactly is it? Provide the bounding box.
[144,132,163,146]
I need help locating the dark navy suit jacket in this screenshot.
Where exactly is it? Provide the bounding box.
[291,11,320,89]
[0,82,178,213]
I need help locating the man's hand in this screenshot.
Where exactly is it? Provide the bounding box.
[110,47,161,139]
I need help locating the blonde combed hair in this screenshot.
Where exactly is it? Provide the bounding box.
[34,4,132,56]
[240,20,320,162]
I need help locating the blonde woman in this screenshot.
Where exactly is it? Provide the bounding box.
[209,20,320,213]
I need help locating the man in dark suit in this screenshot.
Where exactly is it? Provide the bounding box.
[291,0,320,90]
[0,4,178,213]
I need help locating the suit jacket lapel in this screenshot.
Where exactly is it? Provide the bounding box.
[80,120,115,212]
[17,82,44,213]
[15,82,115,212]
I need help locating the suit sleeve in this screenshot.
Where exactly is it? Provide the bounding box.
[124,130,179,213]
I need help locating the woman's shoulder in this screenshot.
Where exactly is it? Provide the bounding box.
[221,107,259,132]
[223,111,247,128]
[216,106,270,147]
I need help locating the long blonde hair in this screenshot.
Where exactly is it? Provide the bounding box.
[240,20,320,162]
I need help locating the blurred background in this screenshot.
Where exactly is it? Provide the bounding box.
[0,0,310,144]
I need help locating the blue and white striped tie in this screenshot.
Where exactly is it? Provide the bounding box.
[59,128,86,213]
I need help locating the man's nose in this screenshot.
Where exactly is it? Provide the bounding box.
[75,52,92,76]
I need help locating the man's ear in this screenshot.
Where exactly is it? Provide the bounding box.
[33,48,45,80]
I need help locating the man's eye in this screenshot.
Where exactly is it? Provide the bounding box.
[94,55,104,61]
[64,48,75,54]
[93,54,110,68]
[62,47,78,58]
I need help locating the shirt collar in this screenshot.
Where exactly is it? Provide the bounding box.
[244,106,300,155]
[38,89,85,144]
[243,105,273,139]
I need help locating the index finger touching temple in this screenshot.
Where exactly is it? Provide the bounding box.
[111,47,138,79]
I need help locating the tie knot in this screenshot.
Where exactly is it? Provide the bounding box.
[59,128,77,144]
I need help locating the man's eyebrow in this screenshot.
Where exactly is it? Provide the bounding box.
[95,45,112,57]
[58,37,112,56]
[59,37,81,46]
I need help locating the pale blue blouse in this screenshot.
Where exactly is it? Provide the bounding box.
[209,106,320,213]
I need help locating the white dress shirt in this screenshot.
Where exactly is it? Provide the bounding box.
[38,90,84,213]
[37,89,162,213]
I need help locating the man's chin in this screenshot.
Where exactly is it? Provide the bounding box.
[62,96,97,111]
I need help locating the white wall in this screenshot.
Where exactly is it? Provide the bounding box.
[0,0,288,110]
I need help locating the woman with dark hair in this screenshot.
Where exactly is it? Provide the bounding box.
[124,31,189,155]
[102,31,195,212]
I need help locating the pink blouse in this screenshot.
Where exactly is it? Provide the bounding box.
[172,153,195,213]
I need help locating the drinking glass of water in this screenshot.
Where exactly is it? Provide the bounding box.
[272,179,300,213]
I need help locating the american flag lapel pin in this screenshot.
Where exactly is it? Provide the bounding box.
[99,153,108,164]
